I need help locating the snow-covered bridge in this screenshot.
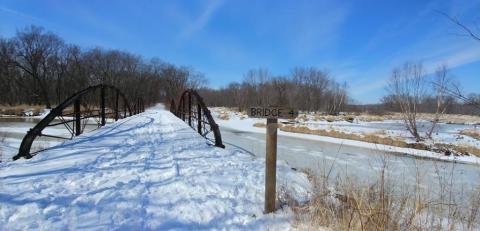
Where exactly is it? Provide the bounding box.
[0,105,311,230]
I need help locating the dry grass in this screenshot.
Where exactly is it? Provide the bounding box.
[280,125,428,150]
[456,145,480,157]
[434,143,480,158]
[253,122,265,128]
[218,112,230,120]
[292,159,480,230]
[368,112,480,124]
[297,112,480,124]
[0,104,45,116]
[460,129,480,141]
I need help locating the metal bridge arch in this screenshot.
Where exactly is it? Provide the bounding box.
[13,84,144,160]
[171,89,224,148]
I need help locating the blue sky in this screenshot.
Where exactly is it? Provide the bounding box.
[1,0,479,103]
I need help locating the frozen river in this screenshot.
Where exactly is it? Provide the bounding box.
[220,126,480,196]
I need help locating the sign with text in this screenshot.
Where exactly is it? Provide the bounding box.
[248,107,298,119]
[248,106,298,213]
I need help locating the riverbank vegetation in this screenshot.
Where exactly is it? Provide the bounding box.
[290,159,480,230]
[253,121,480,158]
[0,104,45,116]
[461,129,480,141]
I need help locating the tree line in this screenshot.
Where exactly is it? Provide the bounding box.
[199,67,348,115]
[0,25,477,119]
[0,25,206,108]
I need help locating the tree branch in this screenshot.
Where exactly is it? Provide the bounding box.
[437,10,480,42]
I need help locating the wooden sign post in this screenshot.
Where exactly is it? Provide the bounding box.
[248,107,298,213]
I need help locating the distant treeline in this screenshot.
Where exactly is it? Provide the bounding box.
[0,25,206,108]
[1,25,478,115]
[199,68,348,114]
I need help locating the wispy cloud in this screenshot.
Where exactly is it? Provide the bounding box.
[336,0,480,103]
[348,40,480,100]
[0,6,41,22]
[181,0,224,38]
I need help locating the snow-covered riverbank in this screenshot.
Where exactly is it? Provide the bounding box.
[211,108,480,165]
[0,105,312,230]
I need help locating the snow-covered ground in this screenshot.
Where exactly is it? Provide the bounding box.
[0,105,312,230]
[211,108,480,165]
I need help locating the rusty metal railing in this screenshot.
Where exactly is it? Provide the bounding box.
[170,89,224,148]
[13,84,145,160]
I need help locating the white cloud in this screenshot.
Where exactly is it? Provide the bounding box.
[181,0,224,38]
[0,6,41,22]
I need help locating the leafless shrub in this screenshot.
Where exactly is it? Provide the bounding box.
[460,129,480,140]
[426,65,451,139]
[387,63,455,142]
[293,157,480,230]
[388,63,426,142]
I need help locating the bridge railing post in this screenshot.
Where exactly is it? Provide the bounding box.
[181,98,185,120]
[124,98,128,117]
[115,90,119,121]
[12,84,137,161]
[100,85,106,126]
[173,89,225,149]
[74,98,81,136]
[188,92,192,127]
[170,99,176,115]
[197,103,202,135]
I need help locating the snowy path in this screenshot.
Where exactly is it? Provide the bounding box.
[0,106,311,230]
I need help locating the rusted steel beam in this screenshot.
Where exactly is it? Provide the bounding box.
[197,103,202,135]
[13,84,134,160]
[100,85,106,126]
[188,93,192,127]
[115,90,119,121]
[170,99,176,115]
[124,98,127,117]
[174,89,224,148]
[74,98,81,136]
[181,97,185,120]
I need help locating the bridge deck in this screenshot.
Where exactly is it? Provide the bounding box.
[0,105,310,230]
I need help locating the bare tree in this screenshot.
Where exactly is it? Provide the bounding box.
[271,76,290,106]
[13,26,65,108]
[291,67,330,112]
[426,65,451,138]
[0,25,208,109]
[388,63,426,141]
[326,81,347,115]
[438,11,480,42]
[186,69,208,89]
[0,38,18,105]
[434,11,480,112]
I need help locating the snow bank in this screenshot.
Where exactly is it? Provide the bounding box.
[0,105,311,230]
